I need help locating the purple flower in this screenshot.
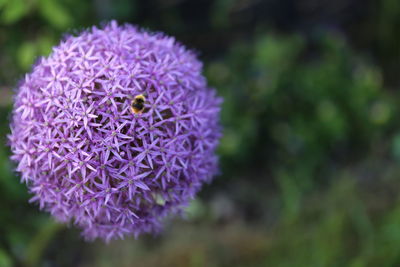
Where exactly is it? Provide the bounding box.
[9,21,222,242]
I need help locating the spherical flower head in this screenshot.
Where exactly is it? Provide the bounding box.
[9,21,222,242]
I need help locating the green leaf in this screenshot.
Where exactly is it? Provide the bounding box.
[17,42,37,70]
[39,0,72,29]
[37,34,56,56]
[0,0,8,10]
[1,0,29,24]
[0,249,12,267]
[24,220,63,267]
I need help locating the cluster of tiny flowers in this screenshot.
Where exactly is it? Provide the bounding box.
[9,21,221,242]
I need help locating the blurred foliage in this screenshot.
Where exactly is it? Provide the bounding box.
[1,0,400,266]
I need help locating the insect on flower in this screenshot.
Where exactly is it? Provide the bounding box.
[130,94,146,114]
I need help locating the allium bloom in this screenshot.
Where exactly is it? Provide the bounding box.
[9,21,221,241]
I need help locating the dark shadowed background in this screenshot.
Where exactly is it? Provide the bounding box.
[1,0,400,266]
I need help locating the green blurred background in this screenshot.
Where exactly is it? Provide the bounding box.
[1,0,400,266]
